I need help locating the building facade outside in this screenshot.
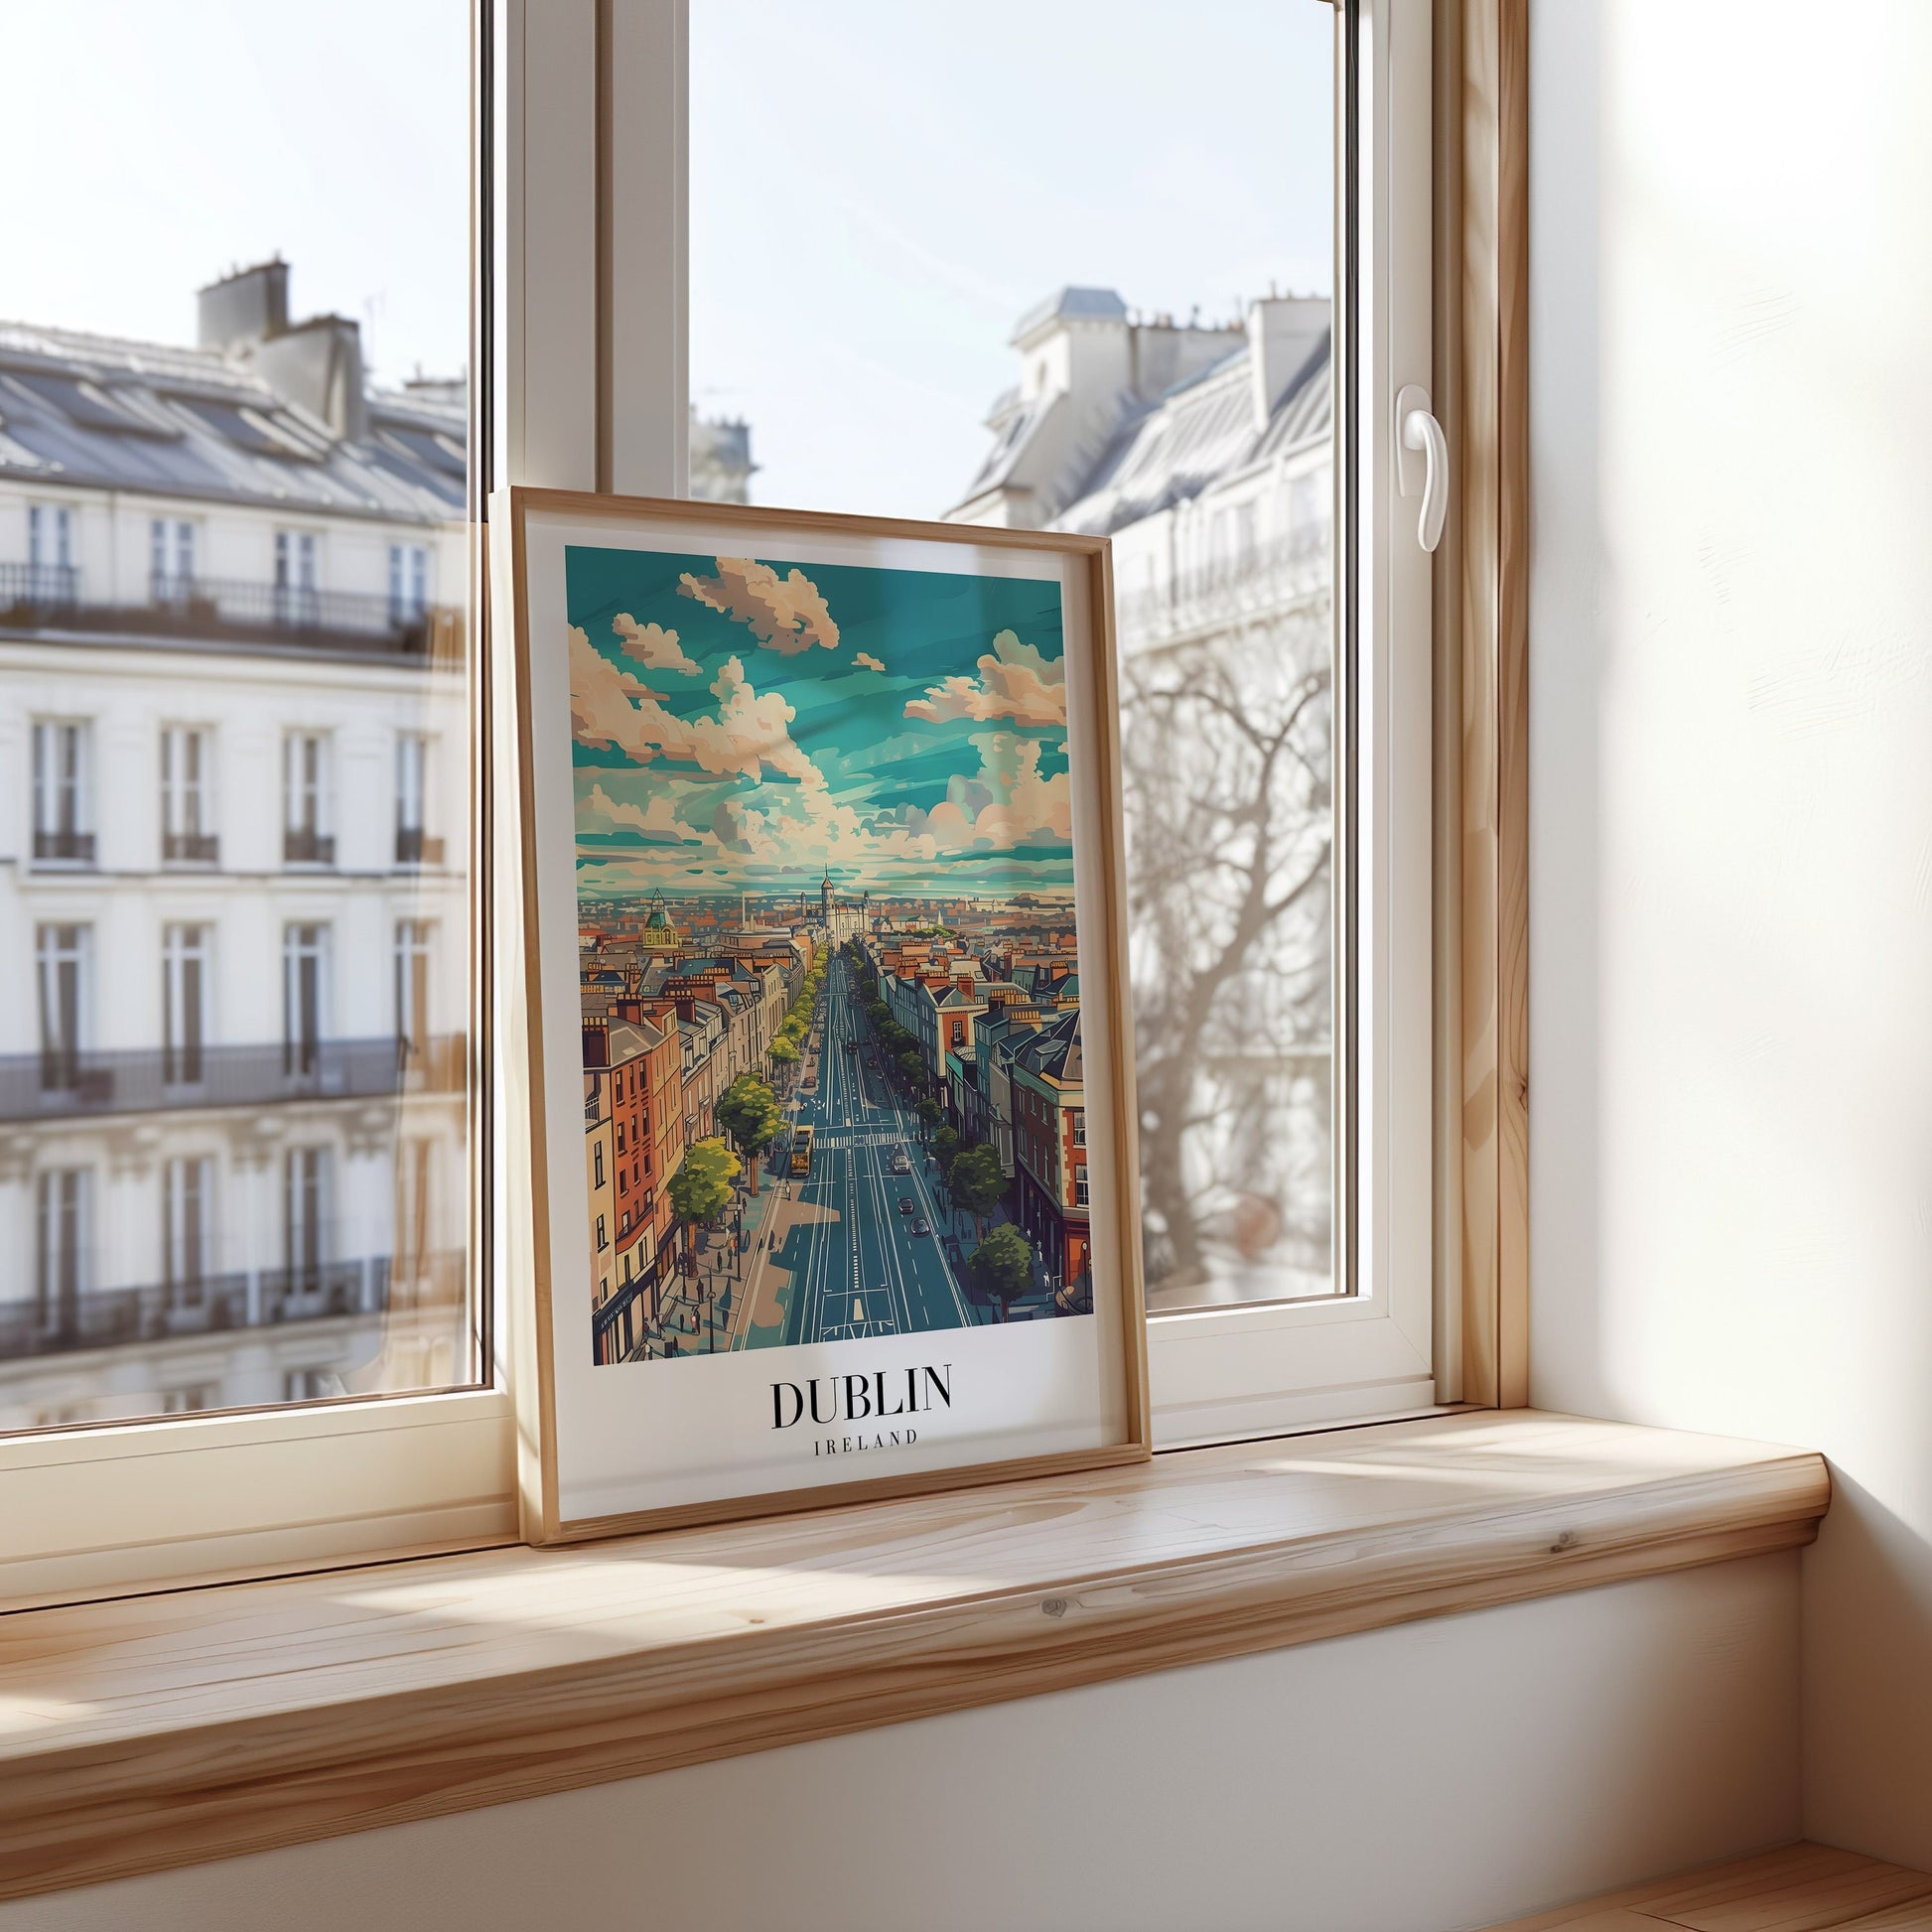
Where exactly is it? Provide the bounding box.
[947,285,1335,1311]
[0,261,473,1428]
[0,258,760,1421]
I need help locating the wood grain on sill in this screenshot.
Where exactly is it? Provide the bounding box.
[0,1410,1829,1903]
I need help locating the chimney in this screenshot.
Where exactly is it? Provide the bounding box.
[1246,295,1329,434]
[252,315,368,442]
[198,257,368,442]
[198,258,289,353]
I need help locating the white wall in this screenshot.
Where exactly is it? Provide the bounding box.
[1528,0,1932,1868]
[0,1560,1797,1932]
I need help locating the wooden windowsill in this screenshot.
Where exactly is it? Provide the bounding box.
[0,1409,1828,1902]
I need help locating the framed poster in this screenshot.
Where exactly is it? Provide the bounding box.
[492,486,1149,1542]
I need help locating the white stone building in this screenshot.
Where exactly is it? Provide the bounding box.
[0,261,473,1427]
[949,287,1335,1309]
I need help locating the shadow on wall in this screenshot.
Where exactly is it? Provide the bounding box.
[1527,0,1932,1869]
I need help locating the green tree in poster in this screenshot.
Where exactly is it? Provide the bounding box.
[668,1137,739,1266]
[968,1223,1033,1323]
[716,1075,781,1193]
[767,1035,800,1087]
[932,1124,960,1180]
[949,1143,1009,1245]
[915,1095,942,1144]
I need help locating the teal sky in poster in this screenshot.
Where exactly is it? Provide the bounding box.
[566,546,1073,897]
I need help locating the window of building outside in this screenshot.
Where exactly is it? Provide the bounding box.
[162,922,208,1086]
[396,732,438,865]
[389,541,429,622]
[690,1,1337,1320]
[282,731,334,866]
[160,724,215,863]
[0,0,475,1435]
[151,517,196,602]
[395,919,432,1059]
[32,720,93,865]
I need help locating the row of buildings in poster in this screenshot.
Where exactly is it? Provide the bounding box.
[577,884,1095,1359]
[868,921,1090,1300]
[577,898,804,1362]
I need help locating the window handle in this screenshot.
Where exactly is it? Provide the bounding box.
[1395,383,1449,555]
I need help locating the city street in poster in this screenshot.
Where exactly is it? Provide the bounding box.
[496,490,1148,1543]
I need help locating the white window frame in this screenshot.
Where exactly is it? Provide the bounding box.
[160,723,214,862]
[35,1167,92,1338]
[395,917,433,1058]
[591,0,1439,1448]
[31,717,93,863]
[396,729,432,865]
[151,516,197,595]
[281,730,335,867]
[275,528,320,591]
[0,0,544,1607]
[0,0,1443,1608]
[396,1136,435,1289]
[282,920,333,1073]
[389,541,431,621]
[28,502,73,573]
[1141,0,1438,1445]
[283,1144,335,1290]
[161,920,209,1086]
[162,1154,215,1304]
[35,921,92,1072]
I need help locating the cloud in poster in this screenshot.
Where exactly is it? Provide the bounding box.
[578,727,1069,892]
[612,613,700,675]
[569,626,823,787]
[570,624,664,746]
[853,651,886,673]
[676,556,840,655]
[874,731,1071,854]
[579,780,696,843]
[902,628,1065,728]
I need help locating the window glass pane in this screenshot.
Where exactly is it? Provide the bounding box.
[1,0,476,1431]
[690,0,1336,1315]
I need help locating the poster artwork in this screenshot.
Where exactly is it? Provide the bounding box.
[570,547,1091,1367]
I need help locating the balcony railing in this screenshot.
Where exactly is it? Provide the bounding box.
[0,1249,467,1364]
[395,826,446,866]
[7,563,76,607]
[2,1034,467,1120]
[0,562,463,661]
[32,827,95,865]
[283,827,337,866]
[1114,523,1331,646]
[163,830,219,865]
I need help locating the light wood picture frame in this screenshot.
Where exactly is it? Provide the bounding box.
[490,485,1151,1544]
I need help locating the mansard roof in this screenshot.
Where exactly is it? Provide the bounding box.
[0,319,464,522]
[1057,332,1330,537]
